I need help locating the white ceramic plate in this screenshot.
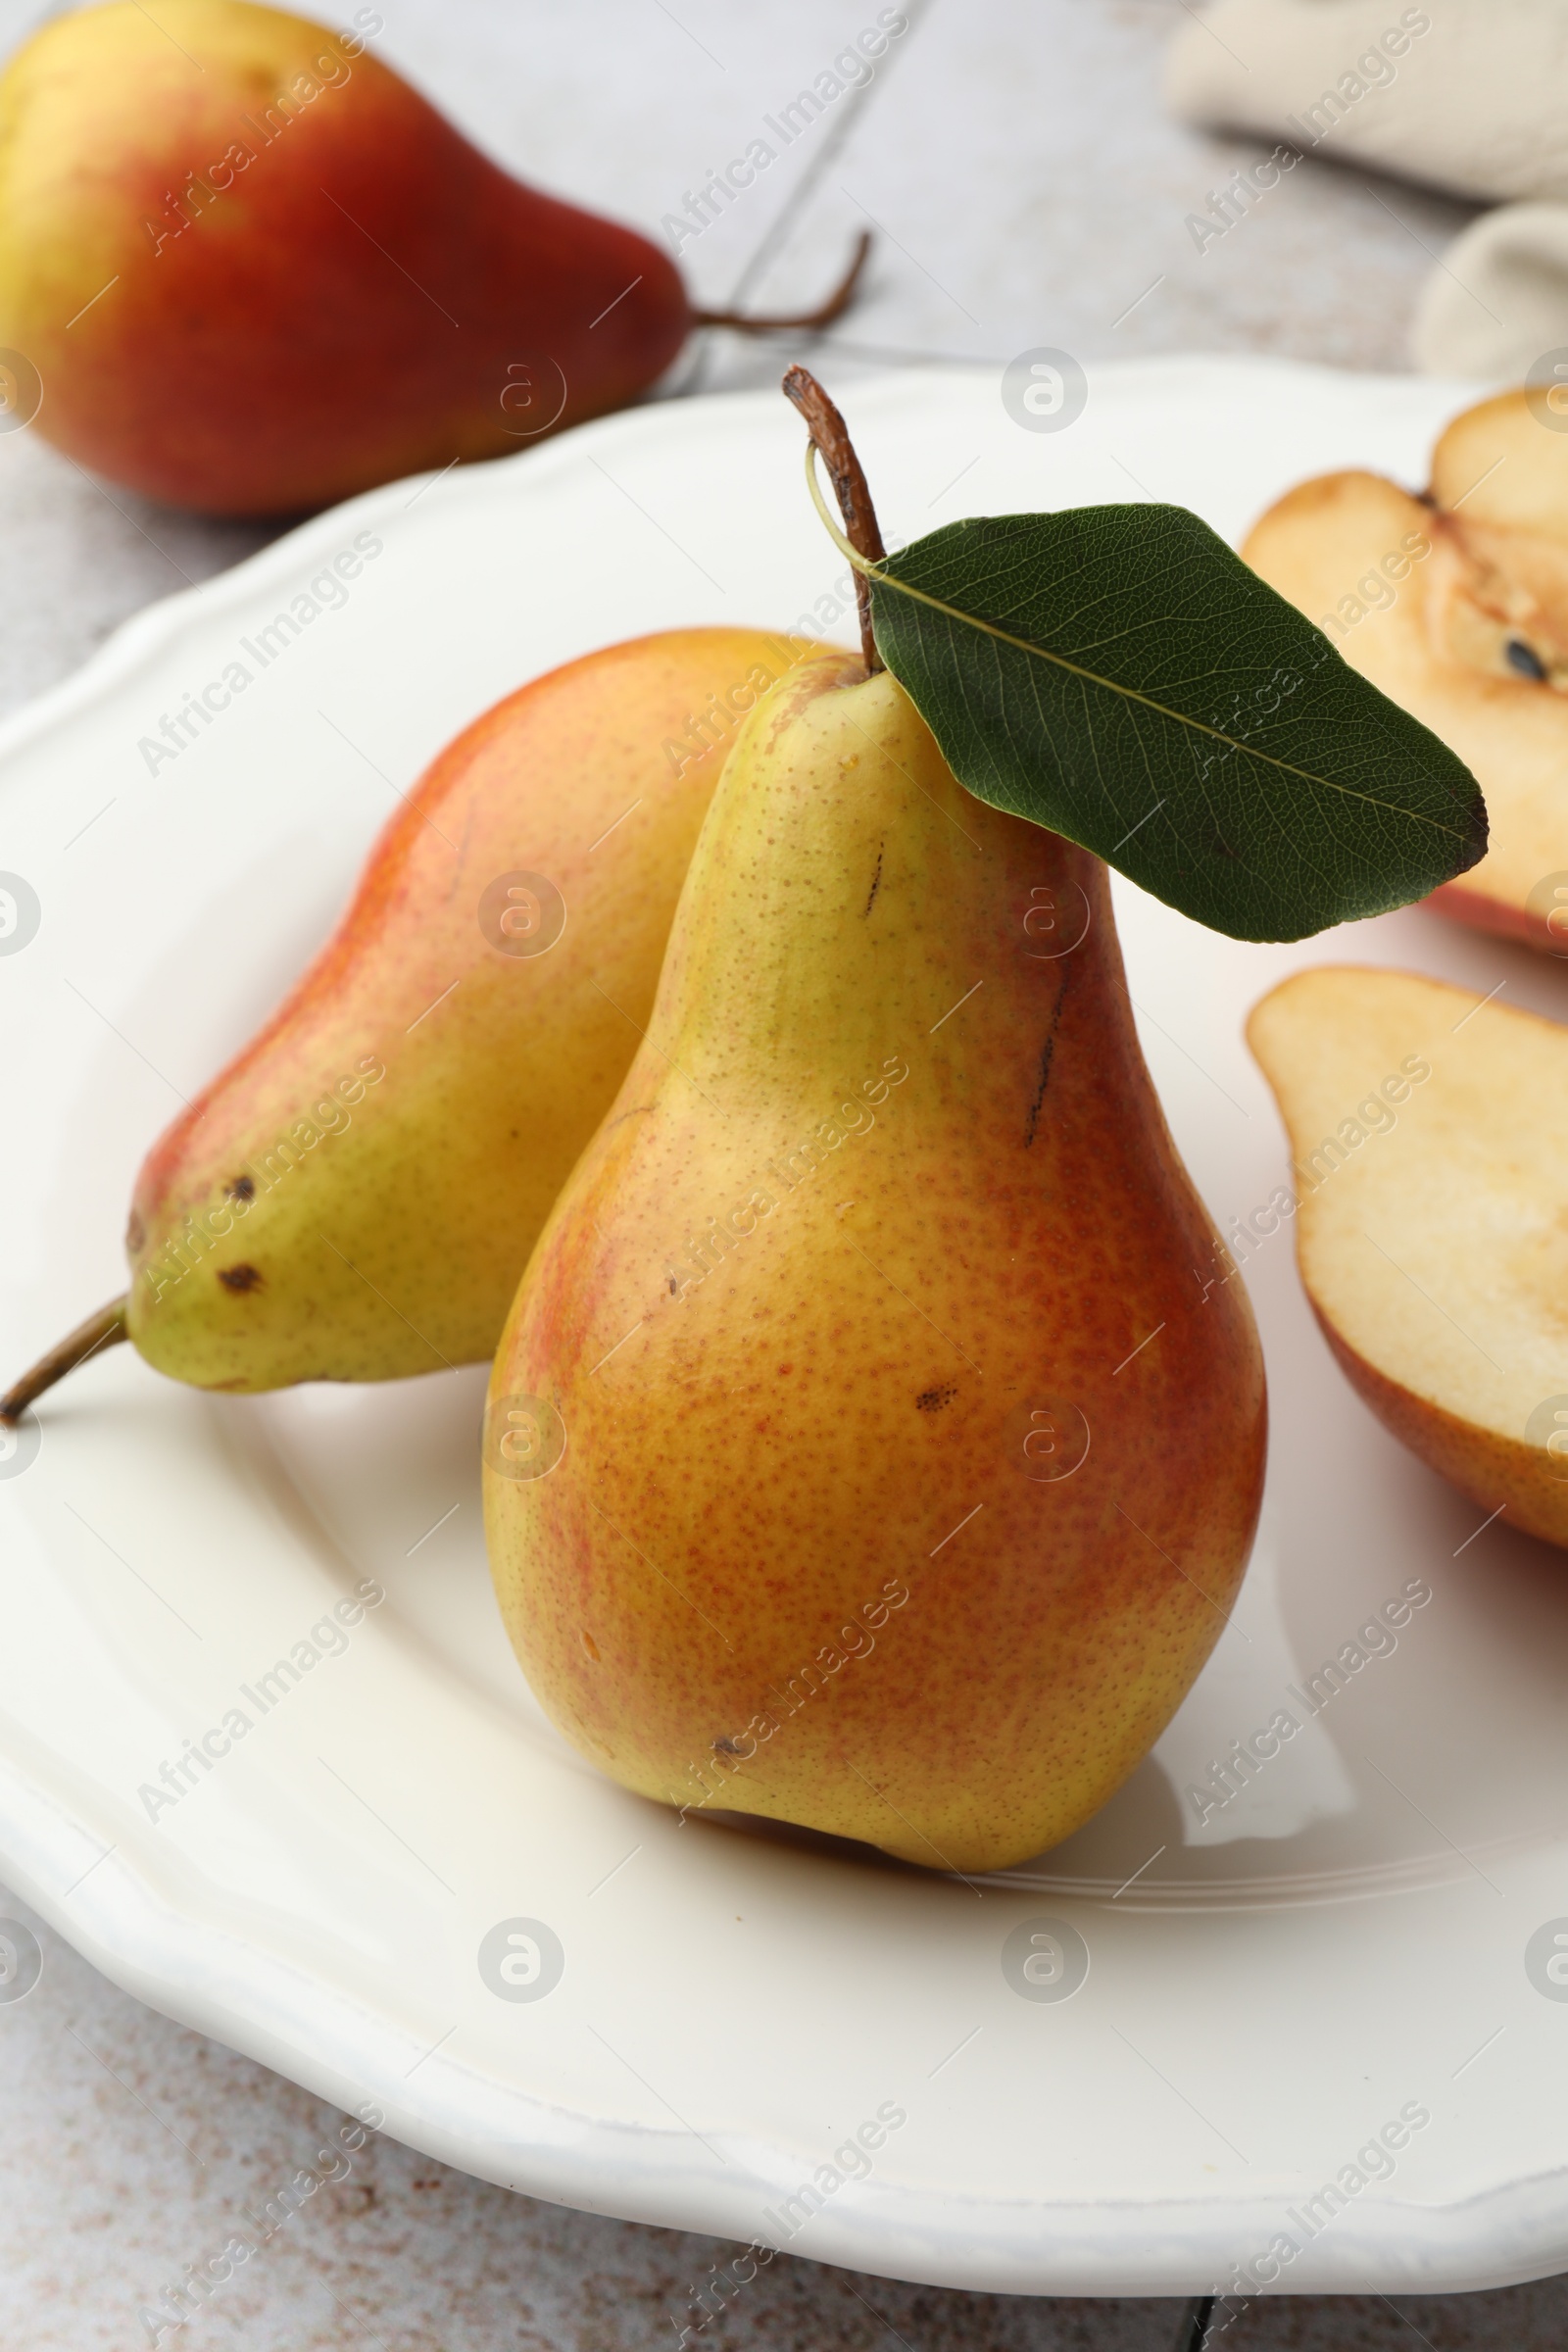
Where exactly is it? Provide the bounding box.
[4,358,1568,2302]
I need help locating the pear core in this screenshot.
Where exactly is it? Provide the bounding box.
[1241,388,1568,953]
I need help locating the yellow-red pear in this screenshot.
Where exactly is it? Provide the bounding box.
[484,657,1266,1872]
[4,627,830,1417]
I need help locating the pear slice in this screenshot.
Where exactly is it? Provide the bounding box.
[1242,400,1568,953]
[1248,966,1568,1548]
[1429,386,1568,542]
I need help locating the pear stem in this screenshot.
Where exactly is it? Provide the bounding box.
[781,365,886,674]
[1,1296,129,1424]
[693,230,871,336]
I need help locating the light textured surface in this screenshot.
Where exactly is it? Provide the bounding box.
[0,0,1552,2345]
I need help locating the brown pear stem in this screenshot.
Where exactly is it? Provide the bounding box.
[781,364,886,674]
[1,1296,129,1424]
[693,230,871,336]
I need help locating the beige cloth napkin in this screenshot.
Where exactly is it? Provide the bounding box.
[1165,0,1568,376]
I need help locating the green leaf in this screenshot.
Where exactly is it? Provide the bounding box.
[866,504,1487,943]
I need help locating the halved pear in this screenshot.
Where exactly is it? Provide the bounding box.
[1248,966,1568,1549]
[1429,386,1568,544]
[1242,390,1568,953]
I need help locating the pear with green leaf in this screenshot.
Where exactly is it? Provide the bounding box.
[484,644,1269,1866]
[483,384,1274,1871]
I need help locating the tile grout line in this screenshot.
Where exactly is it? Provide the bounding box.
[684,0,945,398]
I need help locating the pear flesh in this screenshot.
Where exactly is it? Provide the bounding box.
[484,659,1266,1872]
[1242,389,1568,953]
[1249,966,1568,1548]
[125,628,824,1394]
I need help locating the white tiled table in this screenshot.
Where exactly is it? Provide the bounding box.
[0,2,1554,2344]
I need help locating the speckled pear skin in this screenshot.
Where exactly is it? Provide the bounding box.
[484,660,1267,1872]
[125,628,826,1391]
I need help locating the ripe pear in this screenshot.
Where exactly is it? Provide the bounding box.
[7,627,829,1415]
[1242,391,1568,953]
[1249,965,1568,1550]
[0,1,862,514]
[483,656,1266,1873]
